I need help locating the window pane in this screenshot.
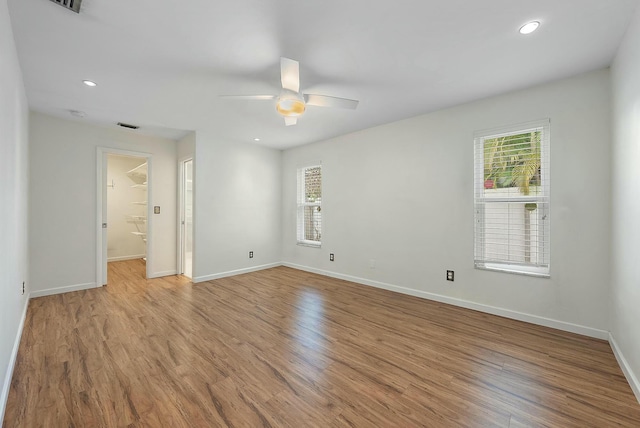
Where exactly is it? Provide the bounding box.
[477,201,548,266]
[303,206,322,242]
[305,167,322,202]
[483,130,542,197]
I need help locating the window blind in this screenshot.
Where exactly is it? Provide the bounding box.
[297,165,322,246]
[474,119,550,277]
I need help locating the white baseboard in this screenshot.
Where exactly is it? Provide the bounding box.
[30,282,98,298]
[282,262,610,340]
[193,263,281,283]
[148,270,177,279]
[0,294,30,423]
[609,333,640,404]
[107,254,145,262]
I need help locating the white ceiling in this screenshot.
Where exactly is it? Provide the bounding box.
[8,0,639,149]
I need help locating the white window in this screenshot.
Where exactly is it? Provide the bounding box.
[474,119,550,277]
[297,165,322,246]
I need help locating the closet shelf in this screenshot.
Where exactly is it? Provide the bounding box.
[131,232,147,237]
[131,201,147,205]
[127,173,146,184]
[127,162,147,185]
[126,215,146,222]
[127,162,147,174]
[131,184,147,189]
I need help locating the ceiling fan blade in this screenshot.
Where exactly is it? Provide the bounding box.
[304,94,359,110]
[281,57,300,93]
[284,117,297,126]
[218,95,276,100]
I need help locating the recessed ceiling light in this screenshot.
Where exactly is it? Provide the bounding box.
[83,80,97,87]
[254,138,260,141]
[519,21,540,35]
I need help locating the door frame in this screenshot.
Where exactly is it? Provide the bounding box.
[96,147,153,286]
[177,156,193,277]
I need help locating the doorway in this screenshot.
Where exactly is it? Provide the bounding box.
[97,148,152,286]
[179,158,193,278]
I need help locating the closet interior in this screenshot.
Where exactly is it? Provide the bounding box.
[107,154,148,267]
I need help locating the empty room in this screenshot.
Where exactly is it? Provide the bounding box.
[2,0,640,426]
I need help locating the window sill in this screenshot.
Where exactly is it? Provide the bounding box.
[297,241,321,249]
[475,263,550,278]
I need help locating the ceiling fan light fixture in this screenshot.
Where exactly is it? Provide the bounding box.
[222,58,358,126]
[276,91,306,117]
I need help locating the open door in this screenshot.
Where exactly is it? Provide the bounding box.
[179,158,193,278]
[100,153,108,285]
[97,148,152,286]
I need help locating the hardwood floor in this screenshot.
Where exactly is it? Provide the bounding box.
[4,260,640,427]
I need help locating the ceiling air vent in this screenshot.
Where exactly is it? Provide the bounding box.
[117,122,140,130]
[49,0,82,13]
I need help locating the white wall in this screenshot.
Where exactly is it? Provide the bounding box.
[106,155,147,261]
[29,112,178,294]
[0,0,29,420]
[193,132,281,281]
[611,4,640,400]
[282,69,612,337]
[178,132,195,160]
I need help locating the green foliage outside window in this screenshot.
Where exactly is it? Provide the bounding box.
[305,166,322,202]
[484,131,542,196]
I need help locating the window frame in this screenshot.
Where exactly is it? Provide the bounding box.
[296,164,322,247]
[473,119,550,278]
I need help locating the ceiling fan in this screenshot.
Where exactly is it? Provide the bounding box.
[221,57,359,126]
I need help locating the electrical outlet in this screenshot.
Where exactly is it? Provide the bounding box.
[22,281,25,295]
[329,253,334,262]
[249,251,254,259]
[446,270,454,281]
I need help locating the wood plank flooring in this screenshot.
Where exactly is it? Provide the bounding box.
[4,260,640,427]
